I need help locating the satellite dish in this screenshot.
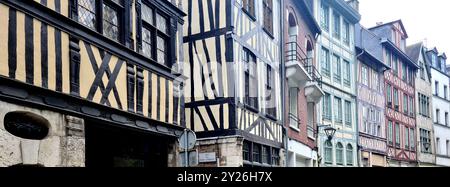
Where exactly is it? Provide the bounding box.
[179,129,197,150]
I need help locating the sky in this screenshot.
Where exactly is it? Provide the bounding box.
[358,0,450,58]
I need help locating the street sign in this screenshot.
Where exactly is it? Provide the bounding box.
[198,152,216,163]
[180,150,198,167]
[179,129,196,150]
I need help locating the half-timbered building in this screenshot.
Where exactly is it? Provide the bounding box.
[0,0,186,167]
[355,25,390,167]
[284,0,323,167]
[183,0,284,167]
[368,20,419,167]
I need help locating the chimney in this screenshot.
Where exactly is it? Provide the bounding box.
[376,22,384,26]
[346,0,359,12]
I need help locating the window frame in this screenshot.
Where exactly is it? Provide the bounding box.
[262,0,274,37]
[76,0,126,43]
[244,48,259,111]
[242,0,256,20]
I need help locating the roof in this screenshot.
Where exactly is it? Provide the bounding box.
[381,39,419,69]
[294,0,321,35]
[405,42,423,63]
[369,20,408,38]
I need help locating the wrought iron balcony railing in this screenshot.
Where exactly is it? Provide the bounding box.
[285,41,322,88]
[289,113,301,130]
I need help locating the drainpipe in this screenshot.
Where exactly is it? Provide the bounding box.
[280,0,288,167]
[355,26,365,167]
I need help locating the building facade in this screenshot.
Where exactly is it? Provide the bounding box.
[310,0,360,167]
[369,20,418,167]
[183,0,285,167]
[406,42,436,166]
[283,0,324,167]
[355,25,390,167]
[426,47,450,166]
[0,0,186,167]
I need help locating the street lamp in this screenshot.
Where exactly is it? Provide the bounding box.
[316,125,336,167]
[324,127,336,141]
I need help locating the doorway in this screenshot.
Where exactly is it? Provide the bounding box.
[85,120,173,167]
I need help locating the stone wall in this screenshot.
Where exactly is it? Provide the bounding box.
[196,136,244,167]
[0,101,85,167]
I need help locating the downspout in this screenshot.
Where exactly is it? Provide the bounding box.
[355,27,365,167]
[280,0,288,167]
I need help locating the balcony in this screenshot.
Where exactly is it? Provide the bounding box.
[289,113,301,131]
[285,42,324,102]
[285,42,312,88]
[305,65,324,104]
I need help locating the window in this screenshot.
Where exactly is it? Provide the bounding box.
[388,121,393,145]
[436,138,441,155]
[332,12,340,39]
[244,49,258,110]
[446,112,449,126]
[394,89,399,111]
[289,88,299,129]
[324,141,333,164]
[321,48,330,77]
[346,144,353,166]
[410,128,415,150]
[361,65,368,86]
[323,93,332,120]
[436,109,441,124]
[403,94,408,114]
[419,61,425,80]
[393,56,399,76]
[386,84,392,107]
[333,54,341,83]
[334,97,342,123]
[343,21,350,45]
[447,140,450,156]
[345,101,352,127]
[242,0,255,18]
[418,94,430,117]
[336,143,344,165]
[320,2,329,32]
[445,86,448,99]
[252,144,261,163]
[78,0,124,42]
[271,148,280,166]
[343,60,351,86]
[395,123,400,148]
[420,129,431,153]
[432,54,437,68]
[243,141,250,161]
[405,127,409,150]
[402,62,407,81]
[435,81,439,96]
[141,3,171,66]
[385,50,392,67]
[262,0,273,35]
[262,146,270,164]
[266,65,276,118]
[372,73,379,90]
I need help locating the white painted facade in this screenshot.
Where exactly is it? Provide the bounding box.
[287,139,318,167]
[430,62,450,166]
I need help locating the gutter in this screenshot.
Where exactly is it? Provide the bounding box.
[280,0,288,167]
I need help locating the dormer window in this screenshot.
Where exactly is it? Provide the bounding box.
[432,54,438,68]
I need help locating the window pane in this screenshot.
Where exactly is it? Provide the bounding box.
[142,27,153,58]
[103,4,119,41]
[142,4,153,24]
[78,0,96,30]
[157,36,166,65]
[156,13,168,34]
